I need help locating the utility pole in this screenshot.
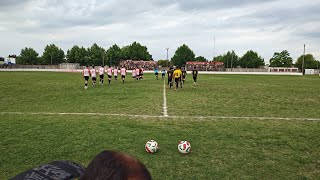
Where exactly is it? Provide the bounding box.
[231,51,234,72]
[302,44,305,75]
[166,48,169,66]
[213,36,216,61]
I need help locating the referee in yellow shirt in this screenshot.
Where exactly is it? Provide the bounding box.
[173,66,182,91]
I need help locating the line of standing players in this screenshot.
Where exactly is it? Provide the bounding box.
[82,65,128,89]
[155,66,198,90]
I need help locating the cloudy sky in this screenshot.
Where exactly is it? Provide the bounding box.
[1,0,320,63]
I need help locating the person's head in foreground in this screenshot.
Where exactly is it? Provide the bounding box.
[80,150,152,180]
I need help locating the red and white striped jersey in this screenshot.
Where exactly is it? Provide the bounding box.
[83,68,90,77]
[99,67,105,75]
[107,68,112,76]
[135,68,140,76]
[121,68,126,76]
[114,69,118,76]
[90,68,97,77]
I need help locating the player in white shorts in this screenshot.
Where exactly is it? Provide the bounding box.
[114,67,119,83]
[99,65,105,85]
[106,66,113,84]
[132,67,136,79]
[135,67,140,80]
[82,65,90,89]
[90,65,97,87]
[120,66,126,83]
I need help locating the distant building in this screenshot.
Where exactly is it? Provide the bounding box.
[4,56,16,64]
[60,63,80,69]
[268,67,298,73]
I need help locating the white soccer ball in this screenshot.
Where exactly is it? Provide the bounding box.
[178,141,191,154]
[145,140,158,154]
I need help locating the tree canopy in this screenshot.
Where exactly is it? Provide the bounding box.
[295,54,319,69]
[171,44,195,66]
[269,50,293,67]
[121,42,152,61]
[195,56,207,62]
[239,50,265,68]
[106,44,122,67]
[214,50,239,68]
[16,47,39,65]
[42,44,65,65]
[157,60,170,67]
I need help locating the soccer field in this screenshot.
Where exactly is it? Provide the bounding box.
[0,72,320,179]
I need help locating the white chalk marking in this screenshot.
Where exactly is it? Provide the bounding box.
[163,80,168,117]
[1,112,320,121]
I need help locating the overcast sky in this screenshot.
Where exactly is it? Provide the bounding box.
[1,0,319,63]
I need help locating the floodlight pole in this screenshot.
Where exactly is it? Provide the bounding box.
[166,48,169,66]
[302,44,305,75]
[231,51,234,72]
[50,54,53,65]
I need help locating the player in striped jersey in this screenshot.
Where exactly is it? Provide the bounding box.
[90,66,97,87]
[132,67,136,80]
[106,66,113,84]
[120,66,127,83]
[114,67,119,83]
[99,65,105,85]
[82,65,90,89]
[135,67,140,80]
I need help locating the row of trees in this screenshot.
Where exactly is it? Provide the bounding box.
[17,42,152,66]
[169,44,319,69]
[16,43,319,69]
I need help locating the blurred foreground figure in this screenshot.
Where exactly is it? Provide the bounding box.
[11,150,152,180]
[81,150,152,180]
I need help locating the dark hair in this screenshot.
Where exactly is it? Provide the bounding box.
[80,151,152,180]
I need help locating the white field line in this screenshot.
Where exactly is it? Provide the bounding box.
[163,80,168,117]
[1,112,320,121]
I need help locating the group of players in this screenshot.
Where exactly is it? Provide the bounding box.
[155,66,198,90]
[82,65,198,90]
[82,65,128,89]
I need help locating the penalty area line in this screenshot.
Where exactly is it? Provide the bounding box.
[163,80,168,117]
[1,112,320,121]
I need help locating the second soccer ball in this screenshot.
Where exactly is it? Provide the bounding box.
[145,140,158,154]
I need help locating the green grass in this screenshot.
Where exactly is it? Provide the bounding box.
[0,72,320,179]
